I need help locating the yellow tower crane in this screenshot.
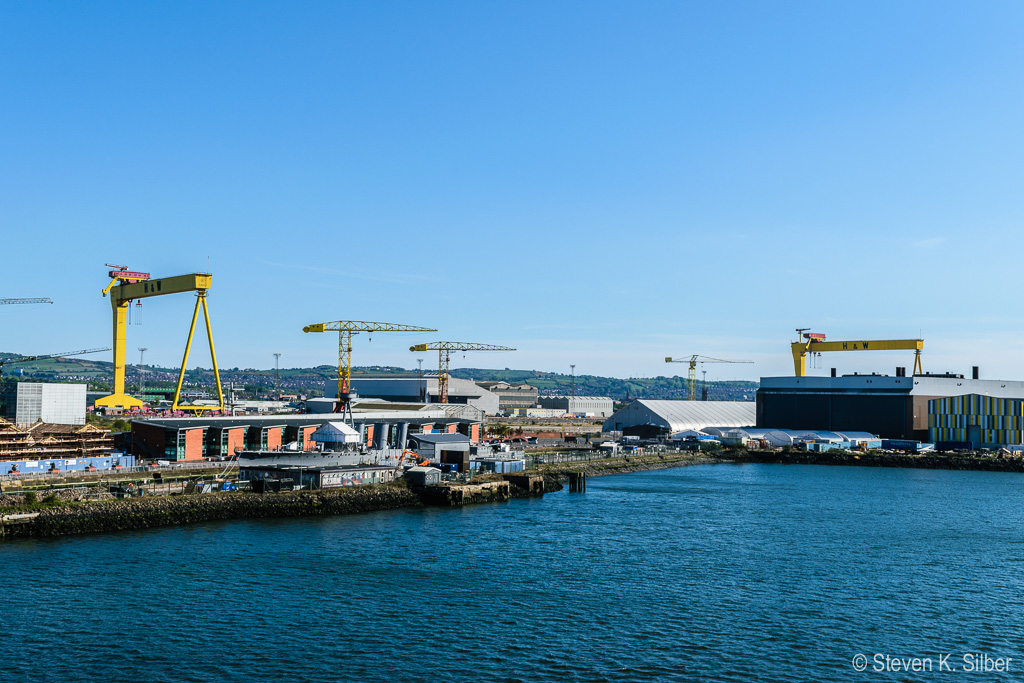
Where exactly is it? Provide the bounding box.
[303,320,437,415]
[0,347,109,378]
[409,342,516,403]
[95,266,224,415]
[665,355,754,401]
[1,298,53,305]
[790,330,923,377]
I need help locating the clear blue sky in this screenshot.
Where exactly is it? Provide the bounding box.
[3,1,1023,382]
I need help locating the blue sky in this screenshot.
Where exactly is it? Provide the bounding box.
[2,1,1024,382]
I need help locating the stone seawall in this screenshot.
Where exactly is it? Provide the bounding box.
[4,486,423,539]
[538,453,719,485]
[726,450,1024,473]
[2,454,722,540]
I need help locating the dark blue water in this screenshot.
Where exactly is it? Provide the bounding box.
[3,464,1024,682]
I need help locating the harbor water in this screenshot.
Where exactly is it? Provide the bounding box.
[2,463,1023,681]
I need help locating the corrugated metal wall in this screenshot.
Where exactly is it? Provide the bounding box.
[929,394,1024,446]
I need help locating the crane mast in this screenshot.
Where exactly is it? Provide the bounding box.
[409,342,515,403]
[665,355,754,401]
[304,320,436,419]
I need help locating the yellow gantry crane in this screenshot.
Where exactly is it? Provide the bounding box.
[303,321,437,413]
[95,266,225,415]
[409,342,515,403]
[790,330,923,376]
[665,355,754,401]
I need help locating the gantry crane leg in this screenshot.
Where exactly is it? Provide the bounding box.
[96,298,144,409]
[171,292,224,416]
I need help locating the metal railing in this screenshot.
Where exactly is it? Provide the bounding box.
[0,460,237,483]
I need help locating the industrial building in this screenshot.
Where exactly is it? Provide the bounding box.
[1,382,87,426]
[131,404,483,461]
[538,396,614,418]
[470,457,525,474]
[514,407,567,418]
[475,381,539,413]
[322,377,500,415]
[928,394,1024,449]
[603,400,756,438]
[756,371,1024,441]
[408,433,471,471]
[238,463,395,489]
[4,453,136,475]
[405,465,442,486]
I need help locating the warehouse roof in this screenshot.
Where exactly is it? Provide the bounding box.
[408,433,471,445]
[541,395,612,401]
[603,400,755,434]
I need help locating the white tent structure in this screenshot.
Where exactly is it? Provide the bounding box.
[668,429,713,441]
[310,421,360,448]
[603,400,755,437]
[703,427,880,446]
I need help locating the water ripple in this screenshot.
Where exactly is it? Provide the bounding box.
[2,464,1023,681]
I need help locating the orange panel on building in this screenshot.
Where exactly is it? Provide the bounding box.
[302,426,317,450]
[447,423,458,434]
[470,423,479,443]
[266,427,283,451]
[184,428,205,461]
[422,424,433,434]
[227,427,246,456]
[365,425,374,447]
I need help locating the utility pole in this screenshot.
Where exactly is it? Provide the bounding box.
[417,358,425,403]
[570,364,576,398]
[273,353,281,397]
[138,347,147,399]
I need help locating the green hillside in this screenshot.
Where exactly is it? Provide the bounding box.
[0,353,757,401]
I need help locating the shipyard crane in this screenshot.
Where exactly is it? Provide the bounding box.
[303,320,437,419]
[665,355,754,401]
[1,298,53,306]
[96,266,225,415]
[790,330,923,377]
[0,347,109,378]
[409,342,516,403]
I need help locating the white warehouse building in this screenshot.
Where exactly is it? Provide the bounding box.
[1,382,87,426]
[537,396,615,418]
[603,399,755,438]
[323,377,500,415]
